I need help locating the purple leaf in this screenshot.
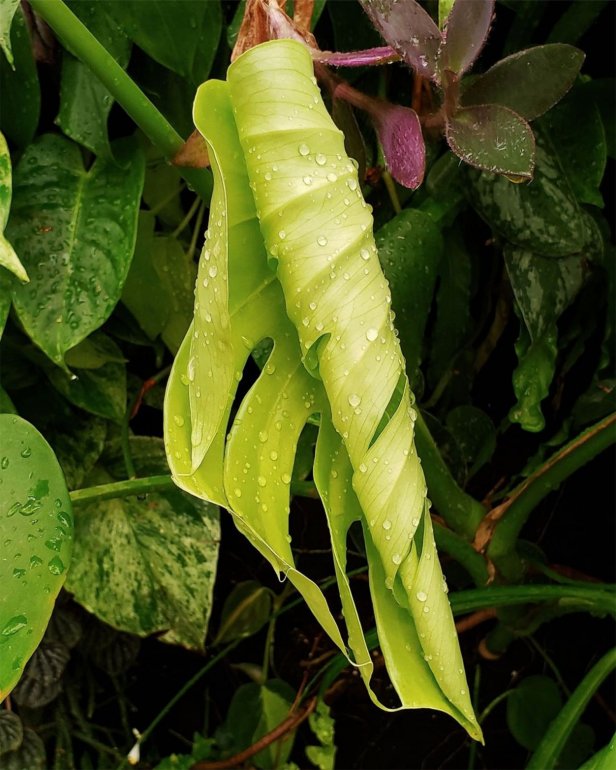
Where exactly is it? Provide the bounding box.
[312,46,399,67]
[358,0,442,82]
[446,103,535,179]
[439,0,494,76]
[461,44,585,121]
[374,102,426,189]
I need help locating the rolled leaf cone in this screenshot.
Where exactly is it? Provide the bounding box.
[164,39,482,740]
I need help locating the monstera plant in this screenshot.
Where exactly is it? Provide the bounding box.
[164,38,481,739]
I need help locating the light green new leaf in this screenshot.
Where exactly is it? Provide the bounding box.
[0,414,73,700]
[0,0,19,65]
[164,40,480,739]
[7,134,145,368]
[66,437,219,650]
[0,131,27,282]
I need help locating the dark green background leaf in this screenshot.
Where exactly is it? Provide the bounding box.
[7,134,144,367]
[462,44,584,121]
[57,1,132,157]
[0,7,40,148]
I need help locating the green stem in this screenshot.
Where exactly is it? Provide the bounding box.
[488,413,616,578]
[415,411,486,539]
[29,0,212,201]
[315,585,616,698]
[527,647,616,770]
[433,520,489,586]
[70,475,319,506]
[115,640,240,770]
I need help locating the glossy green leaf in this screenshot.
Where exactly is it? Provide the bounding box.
[0,712,22,755]
[65,437,219,650]
[376,209,443,377]
[0,414,73,700]
[221,679,296,770]
[462,44,585,121]
[427,228,472,389]
[164,40,481,739]
[0,6,40,148]
[539,84,607,207]
[57,1,131,157]
[0,132,27,282]
[0,271,10,339]
[468,130,593,257]
[103,0,221,84]
[0,728,45,770]
[214,581,273,645]
[447,104,535,179]
[438,0,455,28]
[0,384,16,414]
[507,675,562,750]
[505,246,586,431]
[0,0,19,65]
[46,333,127,422]
[7,134,145,368]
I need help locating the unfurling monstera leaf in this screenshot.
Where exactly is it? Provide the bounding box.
[164,40,481,740]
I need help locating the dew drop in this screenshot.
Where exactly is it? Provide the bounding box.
[360,248,370,261]
[208,265,218,278]
[257,476,267,488]
[382,519,392,531]
[315,153,327,166]
[392,553,402,565]
[317,235,328,246]
[348,393,361,408]
[416,591,427,602]
[366,328,378,342]
[298,143,310,156]
[173,415,185,427]
[258,431,268,443]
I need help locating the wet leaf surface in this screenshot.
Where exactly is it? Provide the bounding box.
[0,414,73,700]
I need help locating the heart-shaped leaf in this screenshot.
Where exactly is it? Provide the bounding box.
[65,437,219,650]
[7,134,144,368]
[439,0,494,76]
[447,103,535,179]
[0,712,22,756]
[0,414,73,701]
[0,728,45,770]
[462,44,585,121]
[164,40,481,740]
[358,0,442,82]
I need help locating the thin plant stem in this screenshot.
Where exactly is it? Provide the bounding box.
[527,647,616,770]
[115,640,241,770]
[527,637,572,697]
[70,475,320,506]
[172,196,202,239]
[28,0,212,201]
[486,413,616,578]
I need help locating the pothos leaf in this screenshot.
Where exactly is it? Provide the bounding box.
[0,415,73,701]
[164,40,481,739]
[0,0,19,66]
